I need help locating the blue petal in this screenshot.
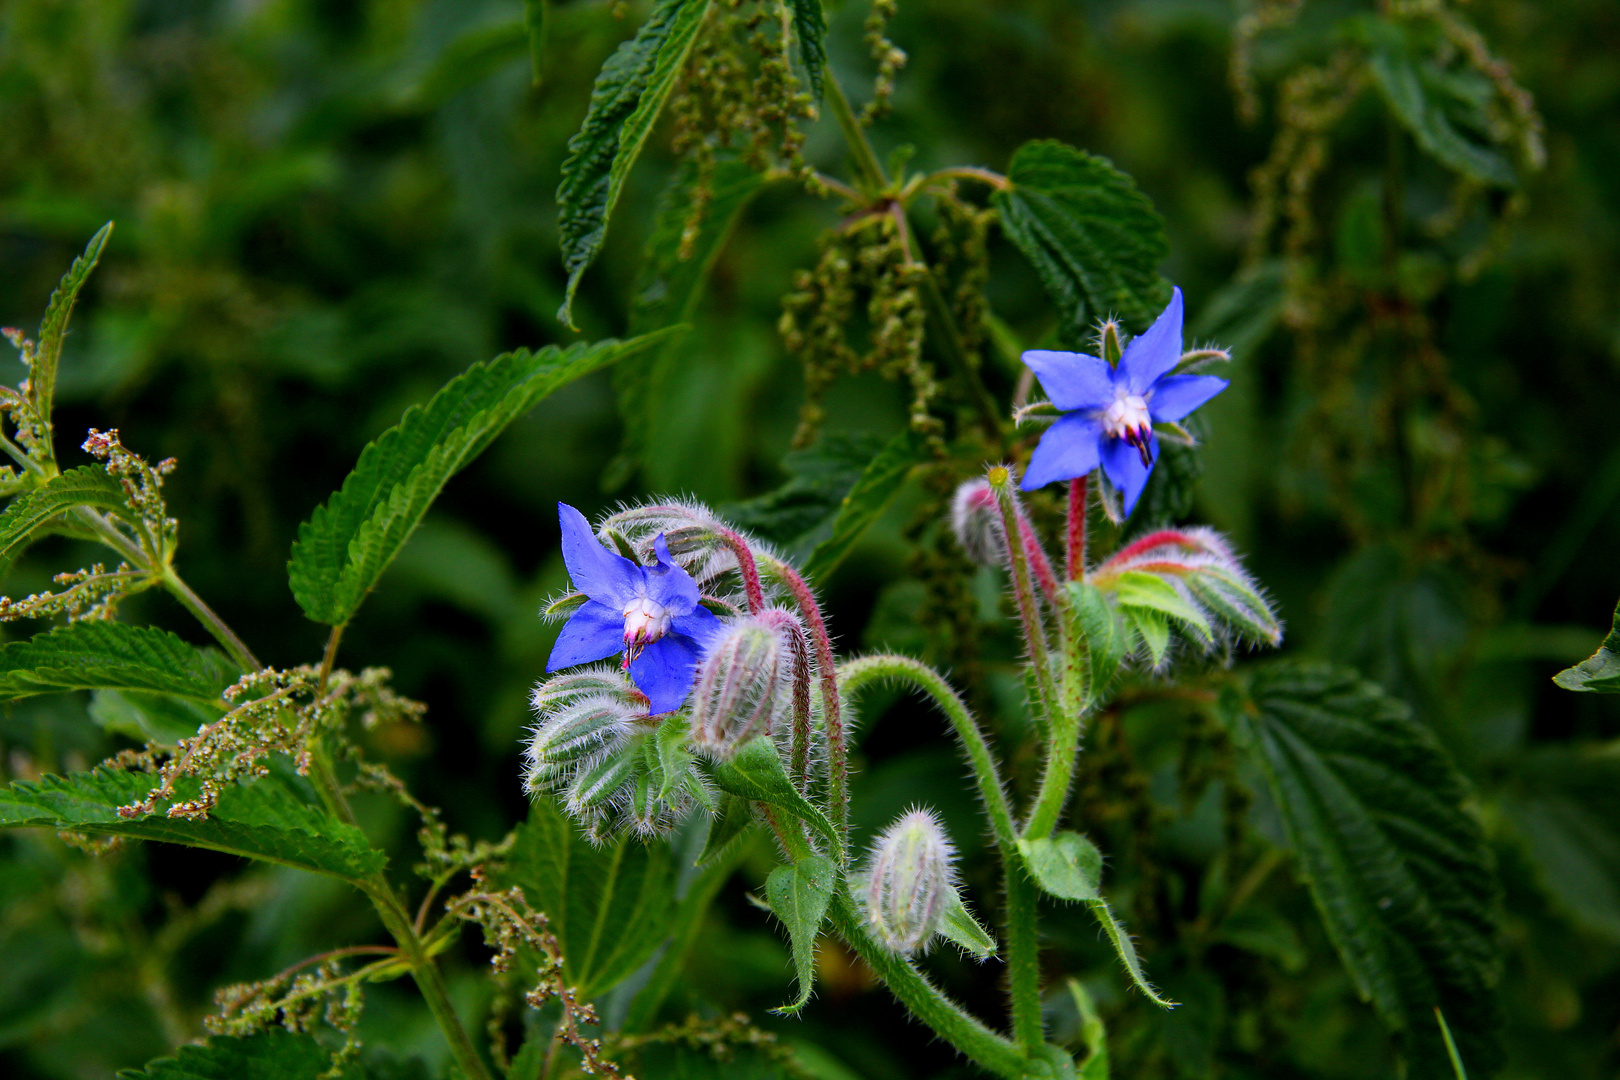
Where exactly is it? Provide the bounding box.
[1118,287,1184,394]
[558,503,640,608]
[644,533,700,615]
[1101,434,1157,517]
[547,600,624,671]
[1021,413,1105,490]
[1022,350,1115,412]
[1148,374,1227,422]
[670,603,723,648]
[631,633,704,714]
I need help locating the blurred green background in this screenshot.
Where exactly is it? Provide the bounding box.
[1,0,1618,1077]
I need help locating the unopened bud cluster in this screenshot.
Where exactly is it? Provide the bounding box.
[691,609,808,760]
[861,808,959,955]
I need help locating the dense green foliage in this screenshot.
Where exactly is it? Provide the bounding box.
[1,0,1617,1078]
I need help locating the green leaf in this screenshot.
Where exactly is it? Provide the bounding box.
[1221,661,1502,1076]
[497,797,677,998]
[706,737,842,861]
[699,792,758,865]
[1553,595,1620,692]
[0,767,386,882]
[117,1029,363,1080]
[556,0,714,328]
[1066,978,1111,1080]
[523,0,548,85]
[721,433,888,550]
[0,465,133,565]
[34,222,113,425]
[1124,608,1169,668]
[0,622,238,703]
[1113,570,1212,642]
[938,890,997,960]
[1085,894,1175,1007]
[1064,581,1127,706]
[89,689,222,745]
[1362,17,1516,187]
[609,155,767,488]
[800,430,925,582]
[992,140,1169,339]
[288,335,665,625]
[765,854,836,1013]
[787,0,827,99]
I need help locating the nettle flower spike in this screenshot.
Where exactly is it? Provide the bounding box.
[1019,287,1228,515]
[862,808,959,955]
[547,503,722,714]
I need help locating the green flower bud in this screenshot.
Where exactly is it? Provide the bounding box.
[690,614,796,759]
[524,688,639,796]
[862,808,958,955]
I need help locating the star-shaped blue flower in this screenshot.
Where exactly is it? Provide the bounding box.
[547,503,721,714]
[1019,288,1228,515]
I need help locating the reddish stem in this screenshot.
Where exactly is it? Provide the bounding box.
[1066,476,1089,580]
[718,528,766,613]
[761,607,814,794]
[1016,508,1060,605]
[1105,528,1197,566]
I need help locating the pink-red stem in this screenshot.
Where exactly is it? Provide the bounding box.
[1067,476,1089,580]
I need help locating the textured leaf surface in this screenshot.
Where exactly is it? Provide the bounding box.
[800,430,924,582]
[722,433,890,556]
[0,767,386,882]
[499,797,676,998]
[766,854,836,1012]
[993,140,1169,338]
[89,689,224,745]
[787,0,827,99]
[34,222,113,423]
[0,622,238,703]
[0,466,132,564]
[1223,661,1502,1076]
[1553,595,1620,692]
[938,891,996,959]
[289,336,662,625]
[117,1030,363,1080]
[556,0,713,327]
[707,737,842,860]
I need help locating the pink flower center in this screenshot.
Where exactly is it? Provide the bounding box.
[621,595,672,668]
[1101,389,1153,467]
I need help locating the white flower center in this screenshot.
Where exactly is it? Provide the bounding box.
[1101,390,1151,441]
[622,595,673,661]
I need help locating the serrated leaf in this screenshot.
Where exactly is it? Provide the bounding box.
[787,0,827,99]
[34,222,113,426]
[1362,17,1516,187]
[706,737,842,861]
[0,767,386,882]
[1553,595,1620,692]
[800,430,925,582]
[498,797,676,998]
[0,465,133,565]
[289,335,665,625]
[1018,832,1103,901]
[116,1029,363,1080]
[938,890,997,960]
[0,622,238,702]
[992,140,1169,340]
[523,0,548,85]
[1114,570,1211,641]
[1221,661,1503,1076]
[556,0,714,328]
[721,432,888,552]
[765,854,836,1013]
[610,155,767,488]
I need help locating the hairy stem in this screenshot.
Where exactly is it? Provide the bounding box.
[1003,856,1046,1055]
[717,528,766,613]
[986,470,1056,717]
[1066,476,1088,580]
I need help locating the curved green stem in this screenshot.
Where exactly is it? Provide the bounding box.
[1002,857,1046,1055]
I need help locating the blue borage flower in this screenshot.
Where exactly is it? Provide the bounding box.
[1020,287,1228,515]
[546,503,721,714]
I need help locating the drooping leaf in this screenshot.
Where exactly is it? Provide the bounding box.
[1113,570,1212,642]
[289,335,667,626]
[0,465,133,565]
[34,222,113,425]
[556,0,714,328]
[609,155,767,488]
[938,890,997,960]
[705,737,842,861]
[800,430,925,582]
[1221,661,1503,1076]
[116,1029,363,1080]
[1067,978,1111,1080]
[0,622,238,703]
[498,797,677,998]
[1085,893,1175,1008]
[992,140,1170,339]
[1553,595,1620,692]
[699,792,758,865]
[0,767,386,883]
[1362,16,1516,187]
[765,854,836,1012]
[787,0,827,99]
[523,0,548,85]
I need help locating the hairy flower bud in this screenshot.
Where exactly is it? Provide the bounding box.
[565,748,644,820]
[862,808,958,955]
[690,613,797,758]
[523,694,637,795]
[949,478,1003,566]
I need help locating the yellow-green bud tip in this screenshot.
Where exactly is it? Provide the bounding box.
[986,465,1010,487]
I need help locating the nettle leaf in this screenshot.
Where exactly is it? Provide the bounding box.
[800,430,925,582]
[0,465,133,565]
[1020,832,1174,1007]
[117,1029,365,1080]
[1553,595,1620,692]
[498,797,676,998]
[992,140,1170,339]
[1362,16,1515,187]
[706,737,842,860]
[765,854,836,1013]
[34,222,113,424]
[938,891,997,960]
[289,336,664,626]
[1222,661,1503,1076]
[787,0,827,99]
[0,622,238,703]
[556,0,714,328]
[609,156,767,488]
[0,767,386,883]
